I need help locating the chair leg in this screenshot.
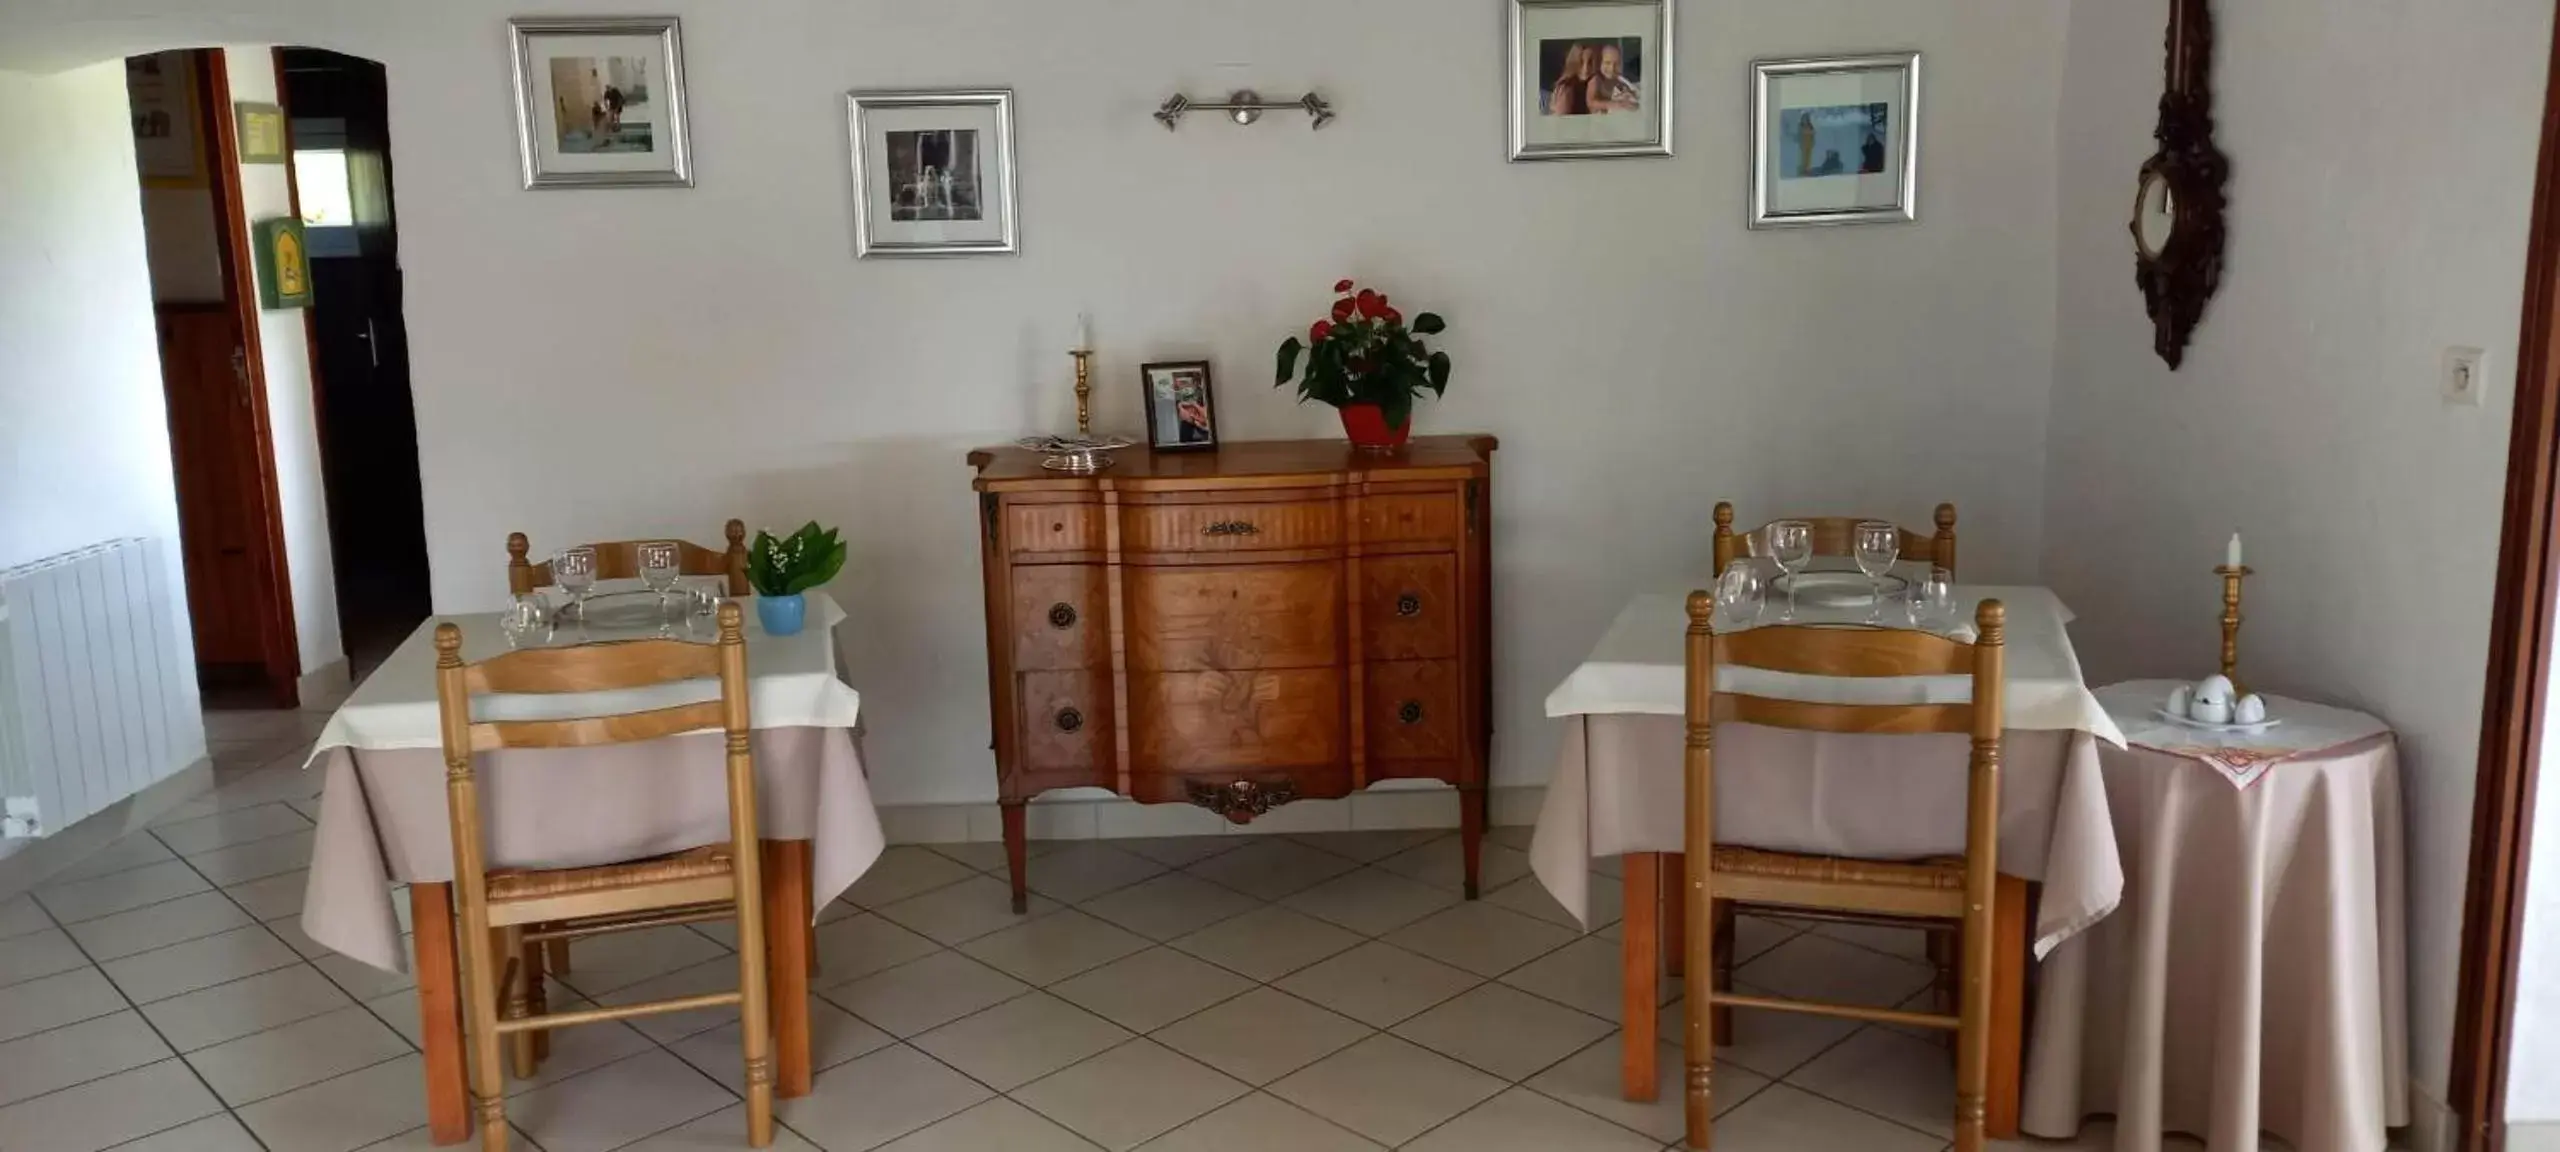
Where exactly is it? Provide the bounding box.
[500,927,536,1080]
[544,936,571,975]
[1952,890,1997,1152]
[1928,926,1959,1052]
[1621,854,1660,1101]
[458,919,509,1150]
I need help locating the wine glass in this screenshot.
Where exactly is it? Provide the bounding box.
[498,591,552,650]
[554,546,597,624]
[1912,566,1956,632]
[1715,560,1766,630]
[637,542,681,619]
[1852,521,1900,625]
[1765,520,1814,622]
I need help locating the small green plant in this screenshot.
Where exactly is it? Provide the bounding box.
[747,522,846,597]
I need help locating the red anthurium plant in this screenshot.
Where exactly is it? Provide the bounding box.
[1275,279,1451,435]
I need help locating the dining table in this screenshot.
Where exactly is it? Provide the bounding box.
[1530,580,2126,1137]
[296,591,883,1145]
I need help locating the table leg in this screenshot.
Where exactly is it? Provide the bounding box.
[409,883,469,1146]
[762,841,813,1099]
[1621,854,1660,1101]
[1989,874,2028,1139]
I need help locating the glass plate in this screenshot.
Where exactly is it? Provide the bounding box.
[1771,570,1909,609]
[564,589,683,632]
[2151,708,2284,735]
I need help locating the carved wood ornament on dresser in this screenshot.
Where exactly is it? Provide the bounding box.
[969,436,1498,910]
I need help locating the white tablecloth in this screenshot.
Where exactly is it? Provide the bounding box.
[1531,583,2125,956]
[2096,680,2393,789]
[1543,585,2127,748]
[297,594,881,972]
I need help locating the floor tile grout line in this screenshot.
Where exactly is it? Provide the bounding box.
[15,876,280,1152]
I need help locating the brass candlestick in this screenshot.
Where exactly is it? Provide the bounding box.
[2216,564,2251,696]
[1071,349,1093,436]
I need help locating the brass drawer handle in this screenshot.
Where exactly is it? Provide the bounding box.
[1395,593,1422,618]
[1203,520,1262,537]
[1047,602,1078,629]
[1055,707,1084,733]
[1397,700,1425,725]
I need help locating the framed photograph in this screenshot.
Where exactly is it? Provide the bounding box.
[127,52,205,189]
[1140,361,1218,452]
[253,217,311,310]
[509,16,693,190]
[847,89,1018,258]
[1507,0,1673,162]
[1751,52,1921,228]
[234,102,286,163]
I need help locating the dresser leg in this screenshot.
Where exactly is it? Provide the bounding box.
[1459,786,1486,899]
[1001,800,1029,914]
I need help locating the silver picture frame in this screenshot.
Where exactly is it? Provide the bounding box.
[846,88,1020,258]
[1507,0,1674,162]
[508,16,693,190]
[1750,52,1922,228]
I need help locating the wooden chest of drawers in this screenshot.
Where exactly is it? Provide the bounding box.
[968,436,1497,910]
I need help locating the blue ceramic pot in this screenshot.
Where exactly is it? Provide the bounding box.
[755,592,807,636]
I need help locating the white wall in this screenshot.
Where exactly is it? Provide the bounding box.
[0,0,2069,810]
[2045,0,2550,1105]
[0,60,207,808]
[220,44,340,678]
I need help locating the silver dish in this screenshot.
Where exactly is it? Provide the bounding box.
[1771,571,1910,610]
[562,589,687,632]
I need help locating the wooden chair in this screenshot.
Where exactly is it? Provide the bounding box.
[506,519,751,598]
[1711,501,1958,576]
[433,603,774,1151]
[1673,593,2013,1151]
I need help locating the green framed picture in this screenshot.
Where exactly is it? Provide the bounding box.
[235,101,286,163]
[253,217,311,309]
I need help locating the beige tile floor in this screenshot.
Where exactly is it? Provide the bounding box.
[0,709,2250,1151]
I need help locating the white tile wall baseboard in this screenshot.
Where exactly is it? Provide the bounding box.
[0,756,212,900]
[877,784,1546,845]
[2511,1120,2560,1152]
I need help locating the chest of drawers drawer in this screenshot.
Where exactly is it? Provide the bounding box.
[1009,566,1108,671]
[1121,497,1341,555]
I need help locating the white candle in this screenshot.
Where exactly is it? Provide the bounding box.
[1075,312,1091,351]
[2226,531,2244,569]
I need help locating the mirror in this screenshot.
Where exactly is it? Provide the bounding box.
[2133,169,2177,259]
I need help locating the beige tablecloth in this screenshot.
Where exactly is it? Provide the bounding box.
[1529,716,2119,957]
[2022,733,2409,1152]
[303,728,880,973]
[297,599,883,973]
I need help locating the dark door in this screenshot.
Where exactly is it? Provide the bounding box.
[158,306,270,667]
[282,48,430,671]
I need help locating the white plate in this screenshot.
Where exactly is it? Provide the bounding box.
[1772,571,1909,609]
[2150,707,2283,735]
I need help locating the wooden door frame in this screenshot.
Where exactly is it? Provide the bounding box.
[195,47,303,707]
[2450,11,2560,1150]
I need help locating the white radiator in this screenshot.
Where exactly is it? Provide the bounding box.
[0,538,203,839]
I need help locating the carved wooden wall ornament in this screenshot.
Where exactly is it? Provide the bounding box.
[2132,0,2230,369]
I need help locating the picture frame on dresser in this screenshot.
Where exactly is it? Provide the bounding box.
[967,436,1499,912]
[1140,361,1219,452]
[847,88,1019,257]
[508,16,694,189]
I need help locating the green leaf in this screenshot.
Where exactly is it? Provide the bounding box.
[1276,338,1304,386]
[1380,388,1414,432]
[1426,351,1451,395]
[1412,312,1446,336]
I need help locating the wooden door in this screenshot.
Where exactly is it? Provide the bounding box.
[156,307,269,666]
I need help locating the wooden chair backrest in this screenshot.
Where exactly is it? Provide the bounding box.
[1687,594,2004,740]
[507,519,751,597]
[1713,502,1957,577]
[431,601,757,901]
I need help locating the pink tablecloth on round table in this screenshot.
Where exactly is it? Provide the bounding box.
[2022,735,2408,1152]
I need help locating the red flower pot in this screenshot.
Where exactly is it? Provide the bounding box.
[1338,403,1411,451]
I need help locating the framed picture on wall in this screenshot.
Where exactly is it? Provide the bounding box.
[1140,361,1219,452]
[847,89,1019,257]
[1507,0,1673,161]
[127,51,206,188]
[508,16,694,189]
[1751,52,1921,228]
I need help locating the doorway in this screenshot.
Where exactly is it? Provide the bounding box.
[277,47,429,679]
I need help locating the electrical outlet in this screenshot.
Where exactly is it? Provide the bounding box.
[2,796,38,839]
[2444,346,2489,408]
